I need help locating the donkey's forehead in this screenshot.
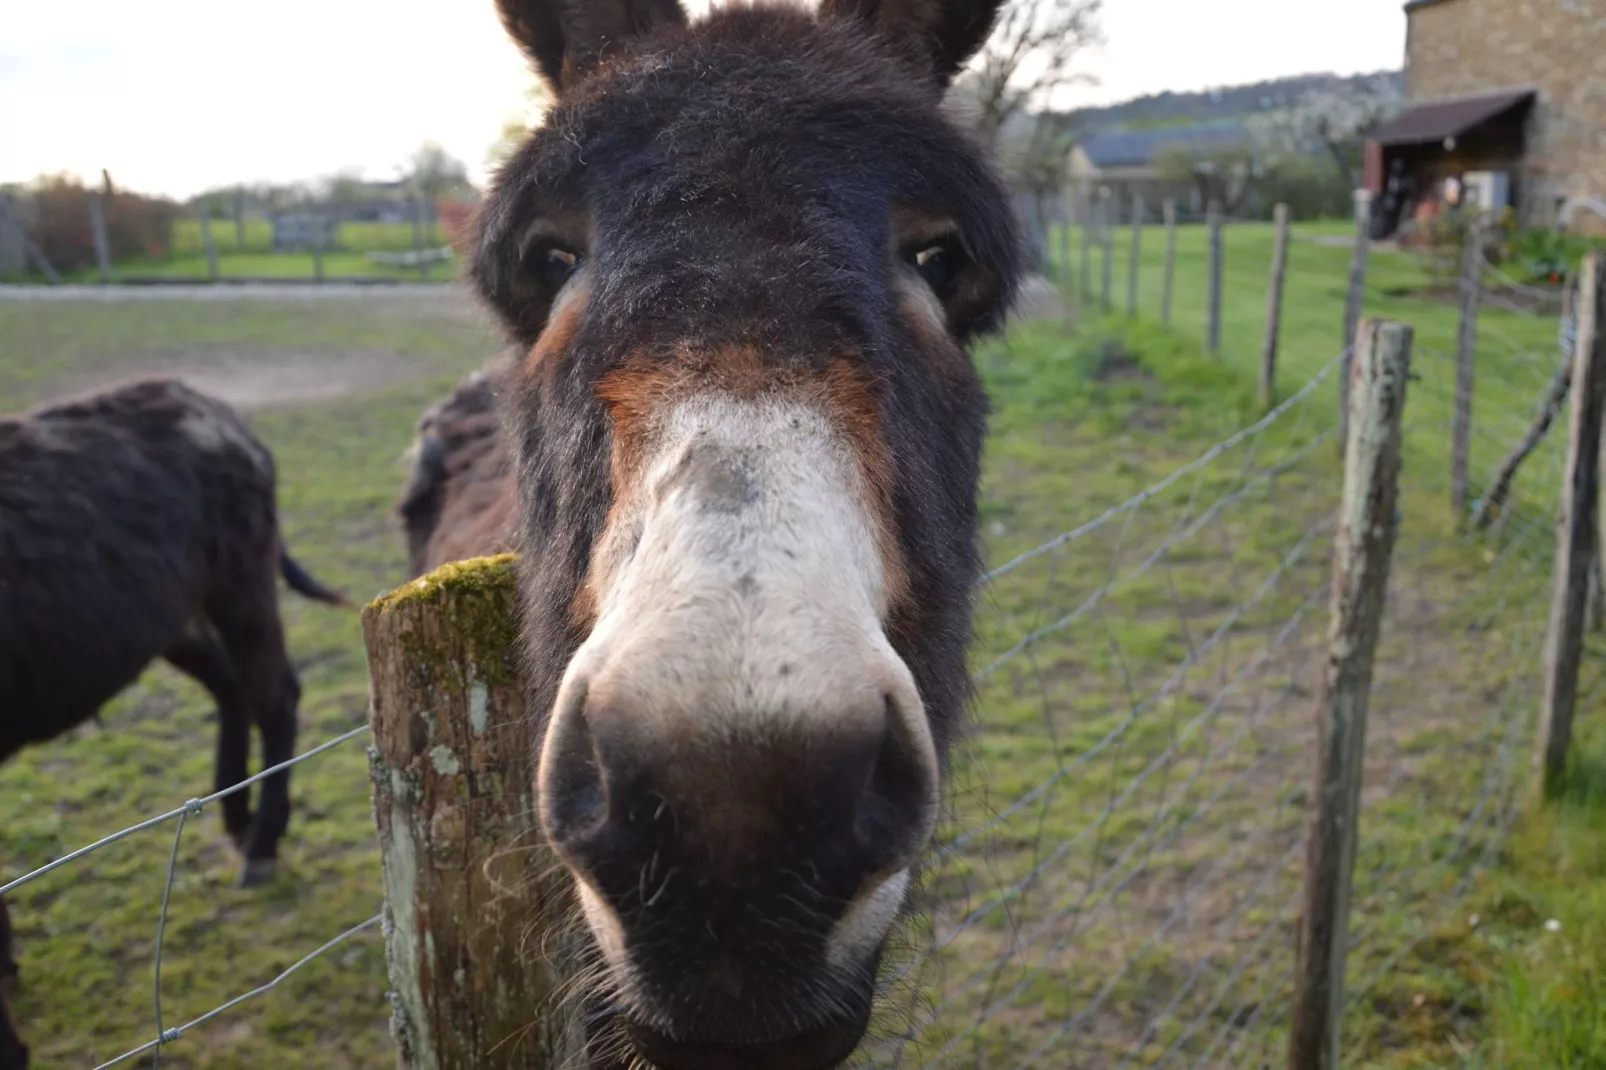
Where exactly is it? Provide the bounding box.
[522,10,974,211]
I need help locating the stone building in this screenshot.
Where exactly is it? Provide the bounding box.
[1366,0,1606,235]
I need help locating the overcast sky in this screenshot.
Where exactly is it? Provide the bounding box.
[0,0,1409,199]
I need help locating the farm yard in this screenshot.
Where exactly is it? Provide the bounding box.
[0,218,1602,1069]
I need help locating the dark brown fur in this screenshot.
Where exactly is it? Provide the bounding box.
[405,0,1023,1064]
[395,353,520,578]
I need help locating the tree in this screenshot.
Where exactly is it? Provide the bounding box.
[485,81,551,172]
[1156,143,1260,216]
[1247,74,1402,192]
[960,0,1104,147]
[406,142,472,199]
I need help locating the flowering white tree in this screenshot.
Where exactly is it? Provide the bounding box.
[1247,74,1403,191]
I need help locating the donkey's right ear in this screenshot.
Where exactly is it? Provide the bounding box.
[820,0,1002,85]
[495,0,688,94]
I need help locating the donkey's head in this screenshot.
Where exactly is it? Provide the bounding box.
[474,0,1021,1063]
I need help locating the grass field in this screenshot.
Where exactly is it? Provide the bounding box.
[39,219,463,284]
[0,222,1600,1069]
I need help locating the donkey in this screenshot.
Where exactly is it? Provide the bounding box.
[0,377,346,883]
[473,0,1021,1063]
[395,351,518,578]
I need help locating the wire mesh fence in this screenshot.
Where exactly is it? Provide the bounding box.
[0,211,1593,1068]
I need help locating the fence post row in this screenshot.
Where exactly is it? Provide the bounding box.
[362,555,584,1068]
[1100,187,1114,314]
[1340,189,1375,448]
[1288,318,1413,1070]
[1535,252,1606,797]
[1451,216,1487,517]
[1161,198,1177,330]
[1127,193,1145,318]
[1206,201,1224,355]
[1260,203,1291,412]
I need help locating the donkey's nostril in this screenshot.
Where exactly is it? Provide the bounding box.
[541,687,608,845]
[854,695,938,875]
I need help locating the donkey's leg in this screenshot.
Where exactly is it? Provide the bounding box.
[164,625,252,848]
[207,592,300,887]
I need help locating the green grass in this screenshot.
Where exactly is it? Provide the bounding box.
[0,249,1596,1068]
[37,219,462,283]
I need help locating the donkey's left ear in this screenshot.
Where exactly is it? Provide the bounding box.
[819,0,1001,84]
[497,0,688,94]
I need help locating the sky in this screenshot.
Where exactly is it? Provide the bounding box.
[0,0,1409,200]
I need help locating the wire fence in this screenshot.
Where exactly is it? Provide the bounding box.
[0,204,1591,1068]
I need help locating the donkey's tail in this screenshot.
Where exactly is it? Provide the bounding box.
[280,550,349,607]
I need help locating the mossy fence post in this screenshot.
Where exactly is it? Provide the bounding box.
[1535,253,1606,798]
[1259,203,1290,412]
[1288,319,1413,1070]
[1339,189,1375,449]
[363,554,584,1069]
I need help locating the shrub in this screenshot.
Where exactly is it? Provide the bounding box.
[21,174,178,274]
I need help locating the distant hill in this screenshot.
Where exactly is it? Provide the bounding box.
[1057,70,1405,134]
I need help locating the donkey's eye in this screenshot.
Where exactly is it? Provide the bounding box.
[524,242,581,291]
[905,237,967,293]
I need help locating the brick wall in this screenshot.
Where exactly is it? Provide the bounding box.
[1407,0,1606,226]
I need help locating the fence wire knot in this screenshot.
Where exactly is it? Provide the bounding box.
[159,1028,180,1045]
[181,798,204,816]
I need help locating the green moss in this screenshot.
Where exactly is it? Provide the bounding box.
[366,554,523,693]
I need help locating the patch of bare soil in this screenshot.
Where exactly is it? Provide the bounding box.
[1382,283,1562,316]
[44,345,435,411]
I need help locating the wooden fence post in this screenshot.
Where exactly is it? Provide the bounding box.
[1127,193,1145,317]
[1288,318,1413,1070]
[198,200,220,281]
[313,214,326,284]
[363,556,585,1069]
[1260,204,1291,411]
[1206,201,1224,355]
[1451,217,1486,517]
[234,189,248,251]
[88,191,112,283]
[1340,190,1375,448]
[1080,189,1094,307]
[412,197,430,281]
[1059,194,1073,293]
[1161,198,1177,330]
[1100,188,1114,314]
[1534,253,1606,797]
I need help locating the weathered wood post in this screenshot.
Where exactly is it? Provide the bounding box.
[1080,188,1094,307]
[363,555,585,1069]
[234,188,248,251]
[1127,192,1145,317]
[1288,318,1413,1070]
[1161,198,1177,330]
[1259,204,1291,412]
[1099,187,1114,314]
[1451,217,1486,517]
[313,215,327,284]
[1059,192,1073,292]
[198,200,220,282]
[1206,201,1224,355]
[1340,189,1375,448]
[412,197,430,281]
[88,191,112,283]
[1535,253,1606,797]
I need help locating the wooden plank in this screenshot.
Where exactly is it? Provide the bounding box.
[1535,252,1606,796]
[1259,204,1291,411]
[1451,218,1486,516]
[363,556,585,1069]
[1288,318,1413,1070]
